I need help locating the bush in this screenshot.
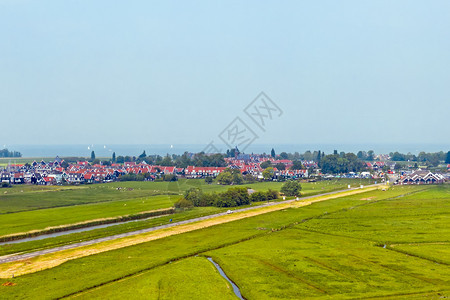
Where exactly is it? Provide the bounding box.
[205,177,213,184]
[198,193,216,206]
[266,189,279,200]
[184,188,204,206]
[244,173,257,183]
[118,174,146,181]
[250,191,267,202]
[174,198,194,209]
[214,187,249,207]
[163,174,178,182]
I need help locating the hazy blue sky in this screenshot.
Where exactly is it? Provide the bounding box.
[1,0,449,147]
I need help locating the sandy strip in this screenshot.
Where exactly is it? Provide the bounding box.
[0,186,379,278]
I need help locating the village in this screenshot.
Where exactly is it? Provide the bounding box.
[0,154,447,186]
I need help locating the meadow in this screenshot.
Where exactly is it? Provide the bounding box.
[0,178,372,255]
[0,207,223,257]
[0,179,373,236]
[203,186,449,299]
[0,184,179,214]
[0,178,375,213]
[0,195,179,237]
[1,184,447,299]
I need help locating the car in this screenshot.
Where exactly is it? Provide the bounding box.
[226,210,233,214]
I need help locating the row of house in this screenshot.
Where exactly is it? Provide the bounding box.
[3,155,443,186]
[1,155,316,185]
[397,170,446,185]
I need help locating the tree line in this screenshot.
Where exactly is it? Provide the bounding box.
[0,148,22,158]
[389,151,449,166]
[175,187,279,208]
[109,151,227,168]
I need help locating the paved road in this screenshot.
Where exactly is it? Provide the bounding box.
[0,185,379,264]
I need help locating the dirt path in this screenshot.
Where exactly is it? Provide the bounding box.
[0,185,381,278]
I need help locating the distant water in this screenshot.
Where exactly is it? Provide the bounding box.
[5,144,449,158]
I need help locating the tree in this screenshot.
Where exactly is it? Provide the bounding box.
[367,150,375,161]
[290,160,303,170]
[271,148,276,158]
[357,151,367,160]
[205,177,213,184]
[244,173,256,183]
[139,151,146,158]
[279,152,289,159]
[175,152,193,168]
[281,180,302,196]
[90,151,96,161]
[216,168,243,185]
[184,188,204,206]
[0,148,22,158]
[260,160,272,169]
[112,152,116,163]
[320,153,365,174]
[275,163,286,170]
[445,151,450,164]
[262,167,274,181]
[161,155,173,166]
[217,171,233,185]
[191,152,226,167]
[232,172,244,185]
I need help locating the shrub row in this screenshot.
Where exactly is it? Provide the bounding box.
[175,187,279,208]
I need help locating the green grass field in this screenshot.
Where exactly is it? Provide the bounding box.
[0,178,375,213]
[0,179,373,236]
[202,186,449,299]
[1,184,448,299]
[0,184,178,214]
[0,179,372,257]
[0,206,223,257]
[73,257,236,300]
[0,195,179,237]
[0,178,371,256]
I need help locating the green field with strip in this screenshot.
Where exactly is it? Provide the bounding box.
[1,184,448,299]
